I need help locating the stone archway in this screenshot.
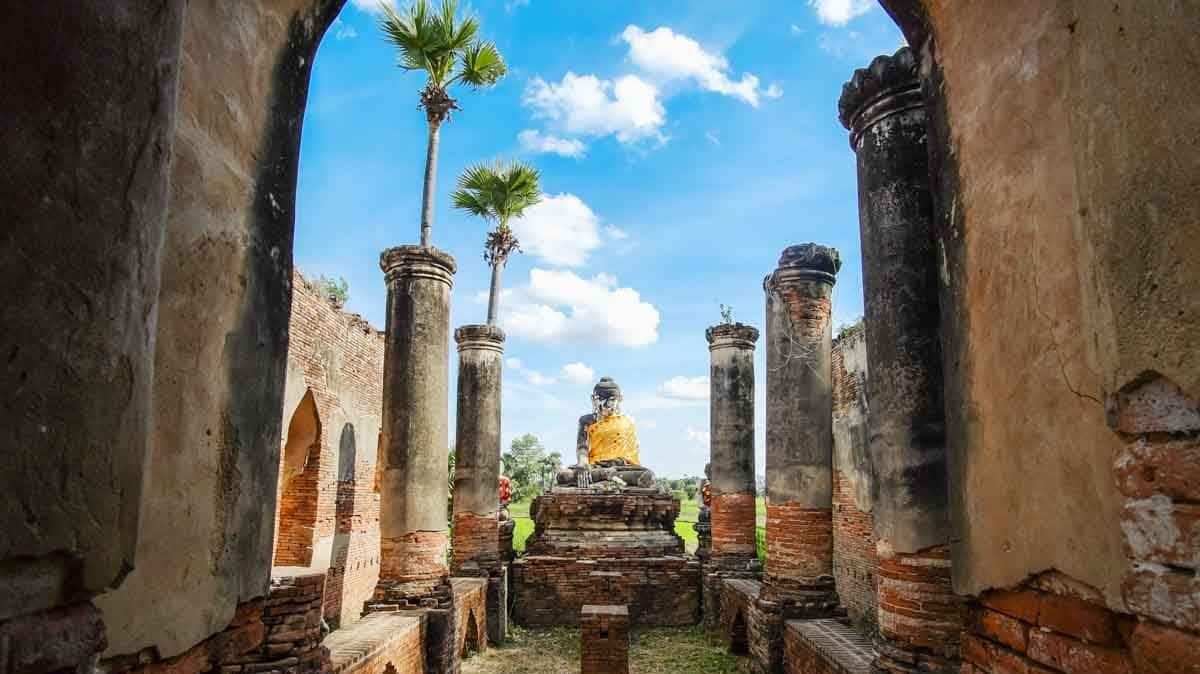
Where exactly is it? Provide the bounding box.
[275,390,322,568]
[462,609,481,658]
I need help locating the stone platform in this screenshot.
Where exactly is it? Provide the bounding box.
[512,487,701,626]
[524,487,685,557]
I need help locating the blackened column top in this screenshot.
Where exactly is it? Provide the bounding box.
[380,244,457,286]
[455,323,506,352]
[766,243,841,289]
[838,46,922,148]
[706,323,760,351]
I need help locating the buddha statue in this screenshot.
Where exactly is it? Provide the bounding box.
[556,376,655,489]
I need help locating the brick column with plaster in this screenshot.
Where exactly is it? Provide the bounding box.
[706,322,761,566]
[452,323,507,645]
[762,244,840,612]
[839,47,962,673]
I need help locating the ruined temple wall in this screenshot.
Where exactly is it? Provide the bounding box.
[95,0,346,660]
[904,0,1200,613]
[277,270,384,628]
[830,331,876,632]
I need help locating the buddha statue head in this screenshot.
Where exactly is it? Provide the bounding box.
[591,376,623,418]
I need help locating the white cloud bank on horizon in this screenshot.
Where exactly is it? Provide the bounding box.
[494,268,660,348]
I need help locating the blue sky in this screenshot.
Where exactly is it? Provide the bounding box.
[295,0,904,478]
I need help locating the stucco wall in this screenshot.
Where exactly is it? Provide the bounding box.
[920,0,1200,608]
[0,2,184,613]
[96,0,344,658]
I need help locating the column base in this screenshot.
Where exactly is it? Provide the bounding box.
[873,545,962,674]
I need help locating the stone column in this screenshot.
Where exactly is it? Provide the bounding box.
[839,47,961,673]
[762,243,840,612]
[452,323,506,643]
[706,323,760,566]
[377,245,457,602]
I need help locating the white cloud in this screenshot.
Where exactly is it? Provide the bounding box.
[523,72,667,145]
[506,357,523,370]
[334,19,358,40]
[518,129,587,158]
[561,362,596,384]
[659,376,710,401]
[499,269,660,347]
[790,24,806,36]
[603,225,629,241]
[524,369,557,387]
[764,83,783,99]
[510,193,604,267]
[620,26,774,107]
[350,0,394,14]
[686,427,711,447]
[809,0,875,25]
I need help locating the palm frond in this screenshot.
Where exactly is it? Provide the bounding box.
[456,41,507,88]
[451,159,542,236]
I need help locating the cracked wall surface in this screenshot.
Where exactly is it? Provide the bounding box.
[897,0,1200,609]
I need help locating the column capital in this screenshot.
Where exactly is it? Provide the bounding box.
[706,323,760,351]
[380,244,457,287]
[454,323,506,353]
[838,46,922,149]
[767,243,841,289]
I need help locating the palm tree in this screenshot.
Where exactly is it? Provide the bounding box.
[451,160,542,325]
[380,0,507,247]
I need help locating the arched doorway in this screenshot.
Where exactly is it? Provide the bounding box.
[274,390,321,567]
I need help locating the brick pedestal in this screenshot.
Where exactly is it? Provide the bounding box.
[875,546,962,672]
[581,605,630,674]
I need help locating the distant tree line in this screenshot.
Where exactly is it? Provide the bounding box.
[502,434,562,502]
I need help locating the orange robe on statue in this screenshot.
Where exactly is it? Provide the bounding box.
[586,414,641,465]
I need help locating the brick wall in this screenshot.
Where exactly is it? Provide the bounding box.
[581,605,630,674]
[831,331,878,634]
[956,371,1200,674]
[451,511,499,571]
[102,573,330,674]
[832,470,876,632]
[513,556,700,626]
[326,612,426,674]
[784,619,874,674]
[450,578,488,659]
[276,271,384,629]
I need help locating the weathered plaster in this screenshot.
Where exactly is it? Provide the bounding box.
[918,0,1200,607]
[707,324,760,497]
[0,1,185,607]
[96,0,344,658]
[832,332,872,513]
[454,324,505,519]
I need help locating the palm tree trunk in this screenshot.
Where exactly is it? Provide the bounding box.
[486,259,504,325]
[419,119,441,247]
